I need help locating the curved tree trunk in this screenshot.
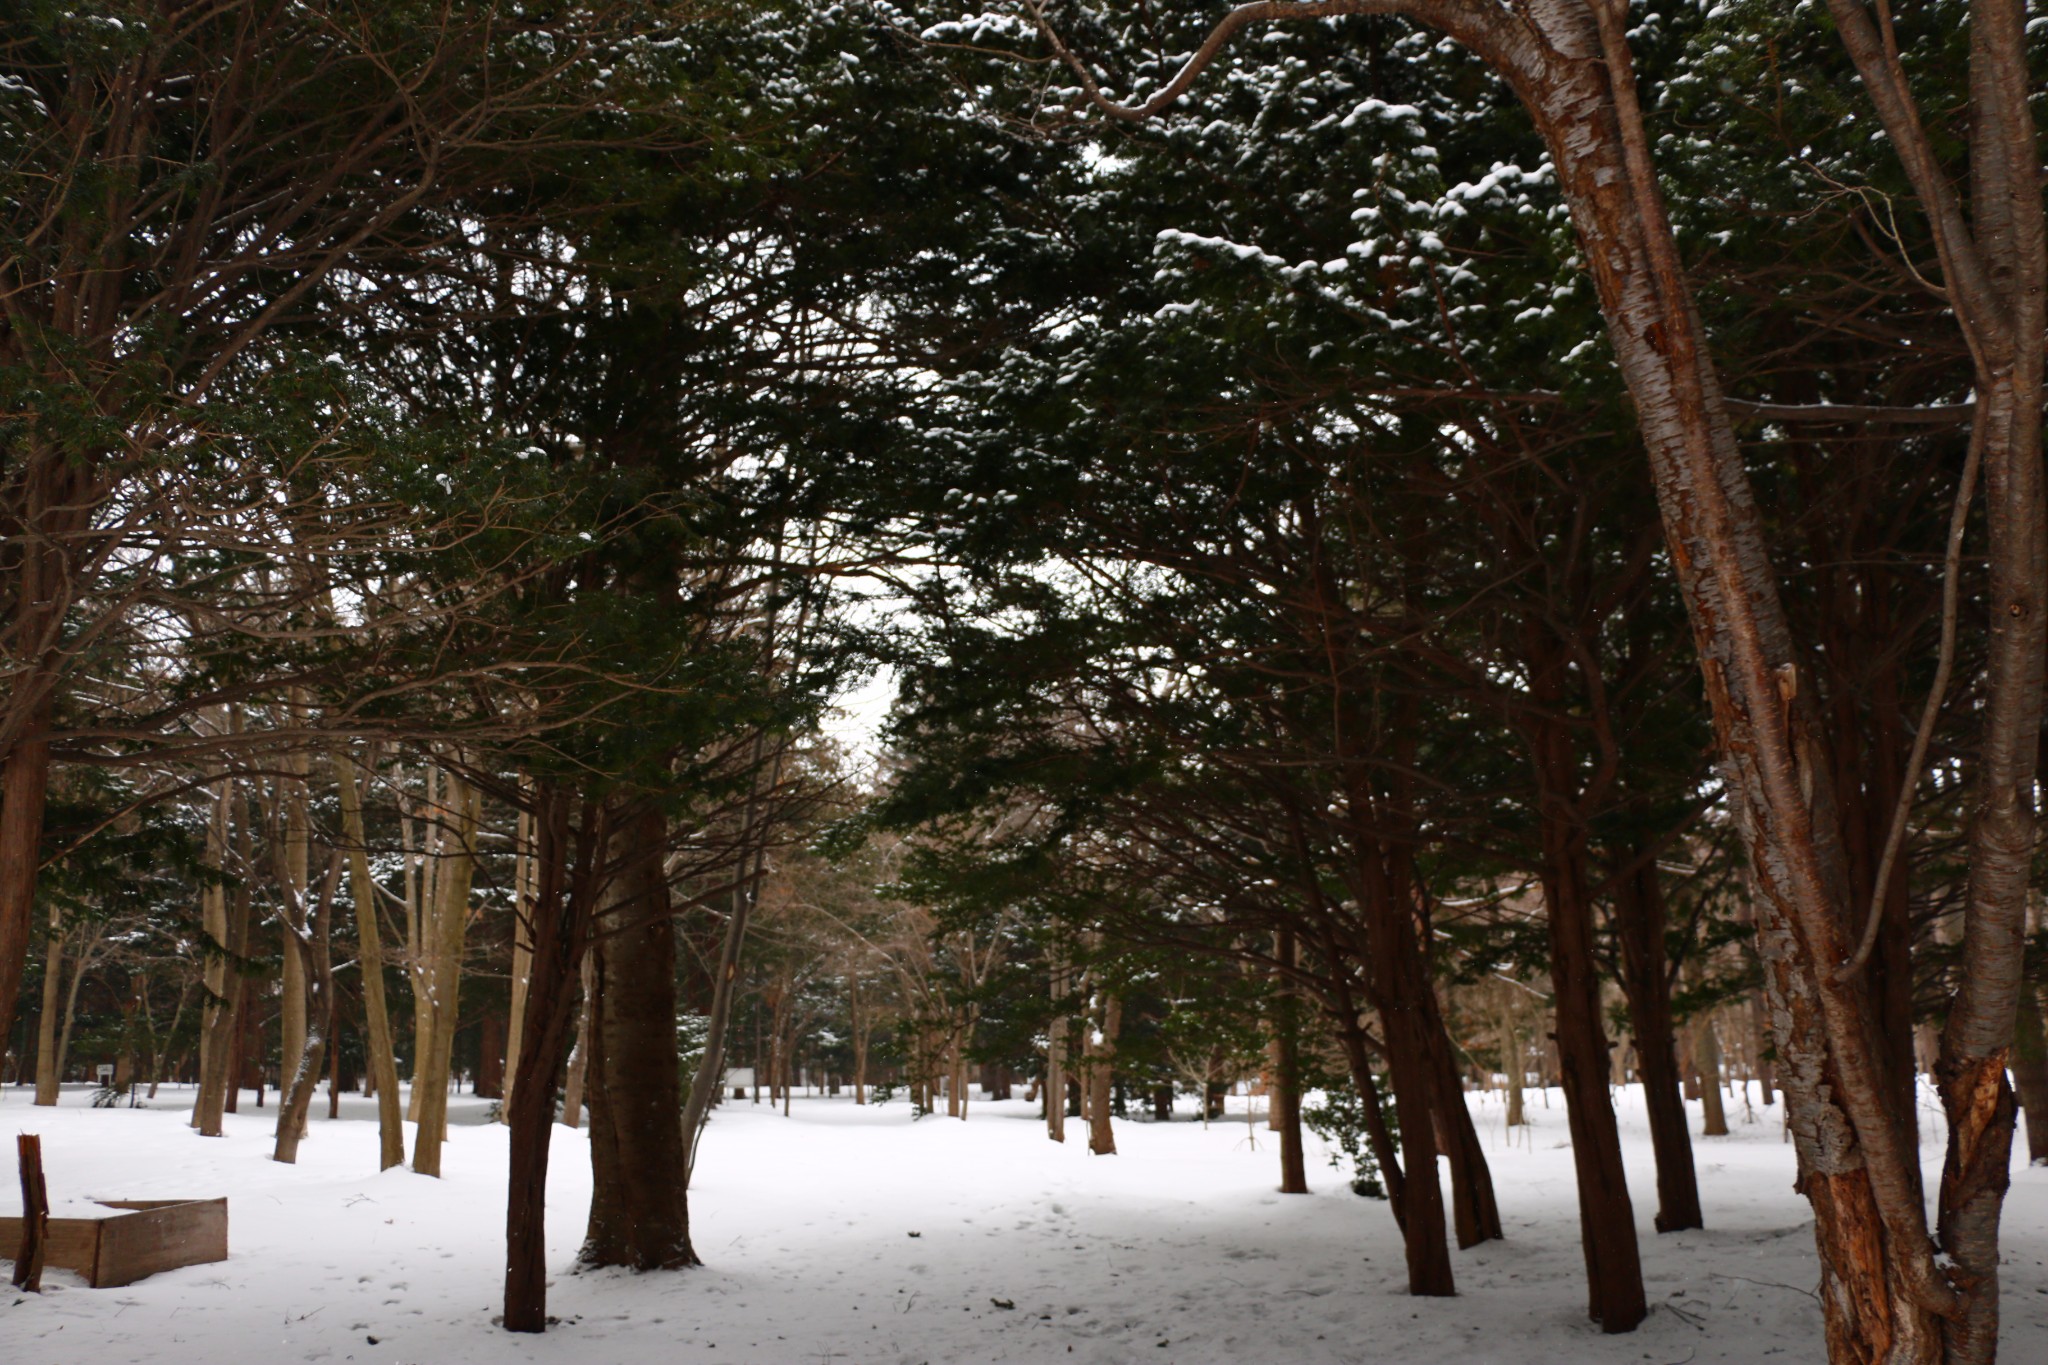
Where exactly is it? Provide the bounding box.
[504,787,603,1334]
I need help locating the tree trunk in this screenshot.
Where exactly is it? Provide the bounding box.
[1352,839,1455,1294]
[1612,857,1702,1231]
[501,800,533,1125]
[504,787,602,1334]
[1046,943,1067,1143]
[560,950,595,1129]
[850,975,868,1105]
[1272,929,1307,1193]
[1085,988,1119,1155]
[581,806,696,1269]
[1332,1005,1405,1220]
[413,768,479,1177]
[277,752,311,1141]
[275,853,339,1164]
[1696,1013,1729,1137]
[1502,989,1525,1129]
[1539,825,1646,1332]
[32,911,60,1105]
[0,708,55,1052]
[193,770,238,1134]
[332,744,405,1169]
[2013,987,2048,1166]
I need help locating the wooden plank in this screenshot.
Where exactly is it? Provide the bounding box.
[0,1214,101,1281]
[2,1199,227,1288]
[89,1199,228,1288]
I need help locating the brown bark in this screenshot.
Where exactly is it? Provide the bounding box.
[32,911,61,1106]
[1354,840,1455,1295]
[504,788,603,1333]
[581,806,696,1270]
[477,1013,507,1099]
[1272,929,1308,1194]
[1696,1011,1729,1138]
[1536,801,1646,1331]
[2013,987,2048,1166]
[0,717,53,1053]
[274,853,340,1164]
[560,951,595,1128]
[277,752,311,1141]
[414,768,480,1176]
[331,745,404,1169]
[12,1133,48,1292]
[1085,987,1120,1155]
[1611,857,1702,1231]
[1046,940,1068,1143]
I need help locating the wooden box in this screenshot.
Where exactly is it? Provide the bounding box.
[2,1198,228,1288]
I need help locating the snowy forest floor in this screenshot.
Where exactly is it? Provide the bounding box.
[2,1080,2044,1365]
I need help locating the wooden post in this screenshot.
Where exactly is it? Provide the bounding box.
[12,1133,47,1291]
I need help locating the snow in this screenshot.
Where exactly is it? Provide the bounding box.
[3,1081,2044,1363]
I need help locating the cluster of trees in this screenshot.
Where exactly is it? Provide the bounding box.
[1,4,2041,1364]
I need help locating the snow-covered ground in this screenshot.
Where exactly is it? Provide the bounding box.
[2,1079,2043,1364]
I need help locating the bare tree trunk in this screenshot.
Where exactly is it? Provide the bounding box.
[1272,929,1307,1194]
[2013,987,2048,1166]
[277,750,311,1140]
[193,769,237,1133]
[501,799,533,1125]
[850,974,868,1105]
[1613,857,1702,1231]
[0,705,55,1052]
[581,805,696,1269]
[1502,987,1526,1129]
[1046,941,1067,1143]
[1085,988,1120,1155]
[1540,829,1646,1332]
[45,931,99,1104]
[275,852,340,1164]
[331,744,404,1169]
[413,768,479,1177]
[504,787,602,1334]
[1353,847,1455,1295]
[32,911,60,1105]
[1697,1012,1729,1138]
[560,950,596,1129]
